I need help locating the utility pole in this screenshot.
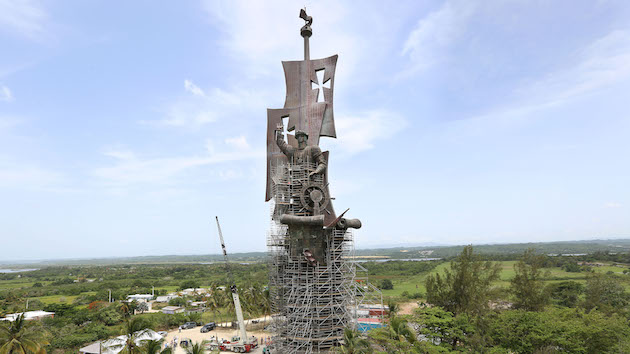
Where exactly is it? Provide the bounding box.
[108,289,112,303]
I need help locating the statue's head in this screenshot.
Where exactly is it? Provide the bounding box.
[295,130,308,148]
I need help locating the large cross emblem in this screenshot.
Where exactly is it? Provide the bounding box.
[276,116,294,144]
[311,69,330,103]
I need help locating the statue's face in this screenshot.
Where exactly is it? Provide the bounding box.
[297,134,308,148]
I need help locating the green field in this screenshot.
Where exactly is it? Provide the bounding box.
[0,279,50,289]
[375,260,630,300]
[35,291,97,305]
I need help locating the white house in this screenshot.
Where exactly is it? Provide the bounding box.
[126,294,154,302]
[155,294,179,303]
[161,306,185,315]
[79,329,163,354]
[0,310,54,322]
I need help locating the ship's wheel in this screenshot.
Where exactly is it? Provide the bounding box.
[299,182,330,214]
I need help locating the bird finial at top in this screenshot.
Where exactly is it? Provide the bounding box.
[300,8,313,38]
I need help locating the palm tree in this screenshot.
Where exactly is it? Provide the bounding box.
[119,301,132,318]
[222,289,236,327]
[386,301,399,318]
[0,314,49,354]
[185,342,205,354]
[140,339,172,354]
[208,288,225,325]
[339,328,372,354]
[387,316,415,344]
[109,317,152,354]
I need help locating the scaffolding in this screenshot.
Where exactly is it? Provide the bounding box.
[267,162,383,353]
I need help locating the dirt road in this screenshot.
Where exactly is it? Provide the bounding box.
[162,326,271,353]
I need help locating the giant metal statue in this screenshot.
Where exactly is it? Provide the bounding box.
[266,9,363,353]
[266,9,361,264]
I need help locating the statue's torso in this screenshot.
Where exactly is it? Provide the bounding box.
[291,145,321,165]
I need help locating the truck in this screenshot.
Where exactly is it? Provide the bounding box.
[207,336,258,353]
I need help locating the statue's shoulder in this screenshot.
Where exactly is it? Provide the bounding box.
[305,145,323,156]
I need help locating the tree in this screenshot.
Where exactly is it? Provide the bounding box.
[0,314,49,354]
[108,317,153,354]
[379,279,393,290]
[386,301,399,318]
[337,328,372,353]
[140,339,172,354]
[185,342,205,354]
[510,249,550,311]
[118,301,135,318]
[136,302,149,313]
[487,307,630,353]
[96,305,123,325]
[547,281,583,307]
[563,262,582,272]
[413,306,474,350]
[221,289,236,327]
[179,280,201,291]
[168,297,186,307]
[188,312,202,324]
[207,290,224,324]
[387,316,415,344]
[583,273,629,314]
[425,245,501,315]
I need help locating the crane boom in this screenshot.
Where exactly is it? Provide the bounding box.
[215,217,248,346]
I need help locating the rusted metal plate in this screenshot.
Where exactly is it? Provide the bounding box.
[282,55,338,143]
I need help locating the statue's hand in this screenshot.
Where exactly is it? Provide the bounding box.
[308,171,316,178]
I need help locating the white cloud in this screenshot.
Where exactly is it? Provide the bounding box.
[0,85,14,102]
[225,135,249,150]
[198,1,409,154]
[94,140,263,186]
[0,0,48,40]
[200,0,403,85]
[401,1,476,76]
[219,168,243,180]
[605,202,622,209]
[184,79,205,97]
[0,158,62,189]
[512,30,630,111]
[151,81,269,128]
[322,110,405,156]
[201,1,308,77]
[446,29,630,135]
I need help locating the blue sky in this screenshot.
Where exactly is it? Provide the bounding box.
[1,0,629,260]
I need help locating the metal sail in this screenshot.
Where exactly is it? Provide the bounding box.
[265,10,338,202]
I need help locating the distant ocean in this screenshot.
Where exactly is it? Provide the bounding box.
[0,268,38,273]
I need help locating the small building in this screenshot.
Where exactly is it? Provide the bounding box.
[127,294,154,302]
[180,288,209,296]
[0,310,55,322]
[189,301,206,307]
[155,295,179,303]
[161,306,185,315]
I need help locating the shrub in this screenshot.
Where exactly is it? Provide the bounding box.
[380,279,394,290]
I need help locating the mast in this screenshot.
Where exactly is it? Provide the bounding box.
[215,216,248,343]
[300,8,312,60]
